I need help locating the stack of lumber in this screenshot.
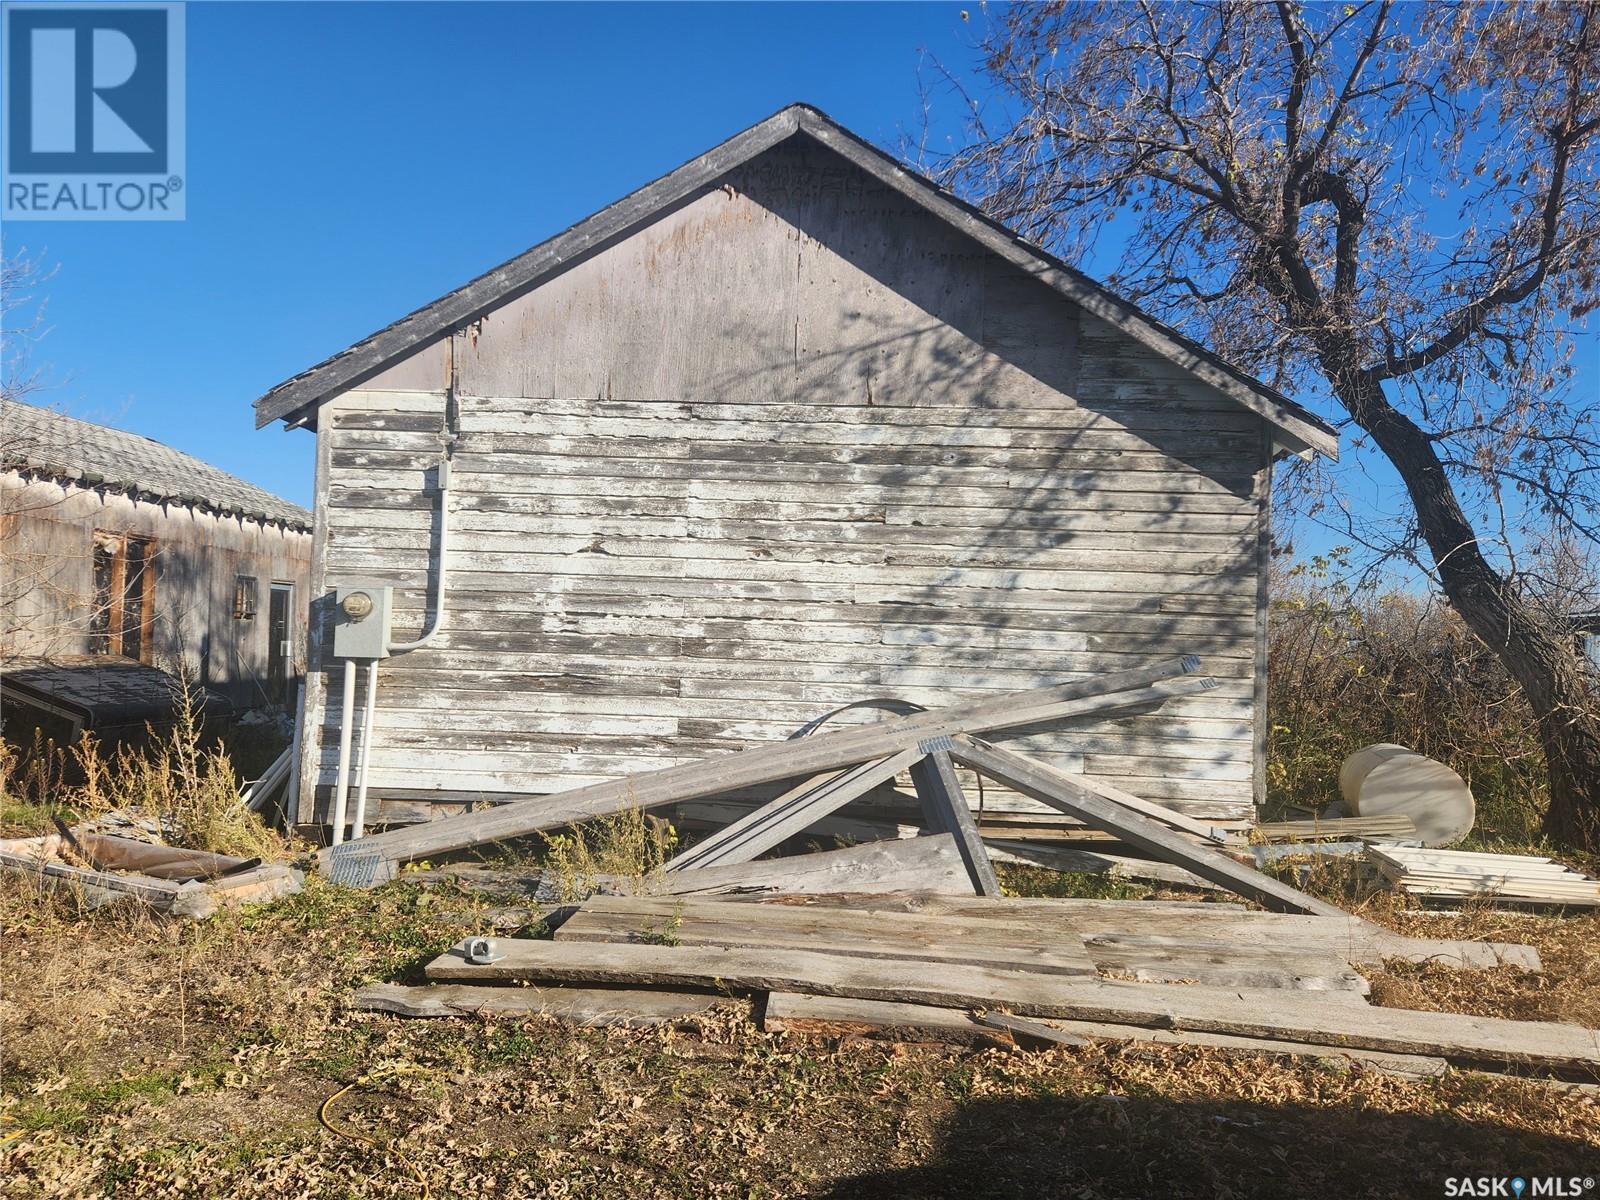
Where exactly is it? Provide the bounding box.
[1254,814,1417,843]
[352,892,1600,1083]
[331,653,1600,1086]
[1368,845,1600,908]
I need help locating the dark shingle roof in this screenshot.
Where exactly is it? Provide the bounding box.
[2,397,311,529]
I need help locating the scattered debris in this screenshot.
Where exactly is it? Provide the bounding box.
[0,829,299,918]
[300,655,1592,1088]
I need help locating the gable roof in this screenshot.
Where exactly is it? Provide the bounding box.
[253,103,1338,459]
[3,397,312,529]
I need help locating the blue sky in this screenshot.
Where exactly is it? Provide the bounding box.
[7,0,1593,577]
[8,1,983,509]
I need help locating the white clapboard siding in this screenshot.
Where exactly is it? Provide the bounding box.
[296,138,1273,825]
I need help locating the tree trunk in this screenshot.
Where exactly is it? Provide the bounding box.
[1336,370,1600,849]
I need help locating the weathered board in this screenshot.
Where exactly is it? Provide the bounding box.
[761,994,1447,1078]
[427,939,1600,1071]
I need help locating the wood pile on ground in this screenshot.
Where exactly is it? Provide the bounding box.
[1368,845,1600,908]
[327,656,1599,1088]
[352,891,1600,1085]
[1254,814,1417,842]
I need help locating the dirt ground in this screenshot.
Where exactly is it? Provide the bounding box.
[3,858,1599,1199]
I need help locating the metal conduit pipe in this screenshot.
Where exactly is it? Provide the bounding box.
[350,659,380,840]
[386,456,452,653]
[345,367,457,837]
[329,659,358,846]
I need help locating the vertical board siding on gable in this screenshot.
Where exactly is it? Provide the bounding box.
[298,139,1267,824]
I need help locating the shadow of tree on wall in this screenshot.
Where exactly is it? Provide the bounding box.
[315,132,1277,814]
[816,1091,1594,1200]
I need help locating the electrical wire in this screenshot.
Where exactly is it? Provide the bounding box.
[318,1082,432,1199]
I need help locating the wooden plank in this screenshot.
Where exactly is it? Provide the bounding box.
[318,659,1210,881]
[350,982,723,1025]
[761,994,1448,1077]
[971,1011,1093,1047]
[948,736,1348,918]
[1081,934,1369,994]
[627,832,977,898]
[1368,846,1600,906]
[564,894,1357,991]
[761,992,1010,1046]
[910,750,1000,896]
[751,892,1541,971]
[1256,815,1417,842]
[554,901,1094,977]
[427,939,1598,1070]
[662,748,923,872]
[1054,772,1233,843]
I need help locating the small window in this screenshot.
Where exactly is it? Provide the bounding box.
[234,575,259,621]
[89,532,156,661]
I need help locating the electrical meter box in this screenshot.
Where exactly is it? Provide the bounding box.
[333,584,394,659]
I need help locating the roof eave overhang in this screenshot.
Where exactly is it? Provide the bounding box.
[253,104,1338,461]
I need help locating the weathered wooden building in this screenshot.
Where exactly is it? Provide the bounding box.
[254,105,1337,833]
[2,397,312,708]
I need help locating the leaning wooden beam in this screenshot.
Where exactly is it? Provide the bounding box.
[427,939,1600,1070]
[662,748,924,872]
[910,750,1001,896]
[320,658,1212,884]
[947,737,1350,918]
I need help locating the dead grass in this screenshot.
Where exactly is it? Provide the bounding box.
[3,853,1599,1198]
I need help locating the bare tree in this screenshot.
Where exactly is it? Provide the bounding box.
[937,1,1600,847]
[2,249,54,404]
[0,251,96,664]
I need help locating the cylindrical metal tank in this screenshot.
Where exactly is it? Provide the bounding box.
[1338,743,1475,847]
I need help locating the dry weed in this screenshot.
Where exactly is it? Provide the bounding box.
[2,681,281,859]
[542,806,677,902]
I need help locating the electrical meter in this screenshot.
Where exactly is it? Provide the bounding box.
[332,584,394,659]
